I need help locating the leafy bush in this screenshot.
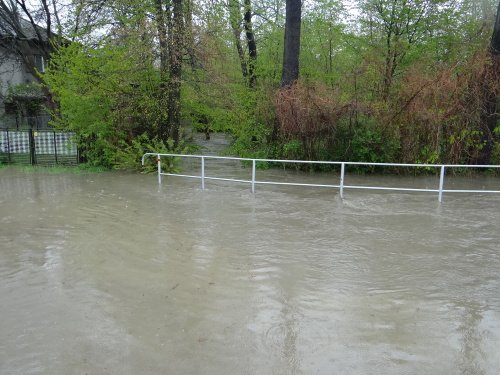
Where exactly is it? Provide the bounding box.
[275,82,349,161]
[113,134,193,172]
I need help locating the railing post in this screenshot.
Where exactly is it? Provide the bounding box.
[340,162,345,199]
[201,156,205,190]
[438,165,445,202]
[157,154,162,185]
[251,159,256,193]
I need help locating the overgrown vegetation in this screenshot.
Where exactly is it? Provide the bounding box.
[4,83,46,117]
[33,0,500,171]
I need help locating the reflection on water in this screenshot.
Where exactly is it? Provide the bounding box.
[1,165,500,375]
[457,301,486,375]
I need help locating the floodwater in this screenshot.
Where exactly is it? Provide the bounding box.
[1,156,500,374]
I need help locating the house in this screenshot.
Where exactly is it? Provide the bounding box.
[0,16,53,128]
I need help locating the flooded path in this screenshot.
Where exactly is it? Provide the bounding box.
[1,163,500,374]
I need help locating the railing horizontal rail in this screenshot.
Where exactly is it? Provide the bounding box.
[166,173,253,184]
[142,153,500,168]
[344,185,439,192]
[256,181,340,188]
[166,173,203,179]
[204,176,251,184]
[141,153,500,202]
[440,189,500,194]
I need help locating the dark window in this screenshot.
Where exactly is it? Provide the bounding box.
[34,54,45,73]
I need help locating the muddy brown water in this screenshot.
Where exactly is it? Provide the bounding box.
[1,158,500,374]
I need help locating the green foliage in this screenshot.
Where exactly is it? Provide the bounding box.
[227,119,273,159]
[38,0,499,171]
[6,82,45,101]
[43,37,167,168]
[113,134,192,172]
[5,83,46,116]
[350,125,398,163]
[417,145,440,164]
[282,139,303,160]
[492,140,500,165]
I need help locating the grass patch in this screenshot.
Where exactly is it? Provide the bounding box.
[0,163,107,174]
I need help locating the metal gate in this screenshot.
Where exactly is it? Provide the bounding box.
[0,129,78,165]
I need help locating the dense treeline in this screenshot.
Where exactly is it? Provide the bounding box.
[28,0,500,168]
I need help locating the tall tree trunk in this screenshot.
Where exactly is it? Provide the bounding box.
[154,0,168,77]
[167,0,184,144]
[40,0,52,42]
[381,1,397,100]
[244,0,257,88]
[281,0,301,87]
[229,0,248,80]
[382,35,393,100]
[492,1,500,54]
[155,0,169,141]
[273,0,301,141]
[184,0,197,70]
[233,28,248,79]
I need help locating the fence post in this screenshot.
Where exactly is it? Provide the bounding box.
[157,154,162,185]
[438,165,445,202]
[53,131,58,164]
[201,156,205,190]
[340,162,345,199]
[29,129,36,165]
[6,129,11,163]
[251,159,256,193]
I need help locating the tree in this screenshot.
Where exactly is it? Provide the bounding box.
[244,0,257,87]
[493,1,500,54]
[299,0,345,84]
[154,0,169,77]
[69,0,111,42]
[184,0,197,69]
[360,0,435,99]
[281,0,301,87]
[0,0,65,70]
[40,0,500,167]
[166,0,184,144]
[229,0,248,80]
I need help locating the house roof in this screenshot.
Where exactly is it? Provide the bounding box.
[0,14,49,42]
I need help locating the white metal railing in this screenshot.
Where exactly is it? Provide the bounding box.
[141,153,500,202]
